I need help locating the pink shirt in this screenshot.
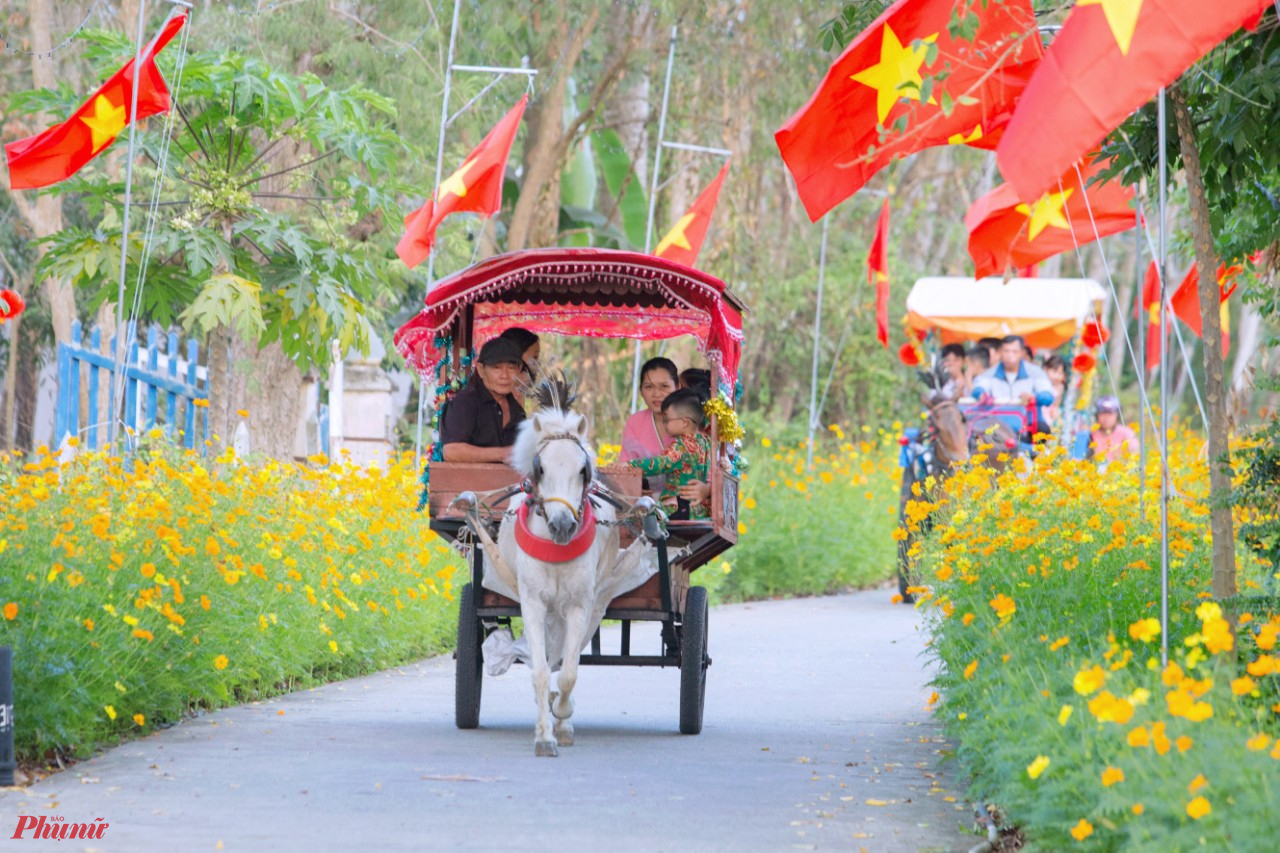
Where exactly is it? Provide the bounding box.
[1091,424,1138,462]
[620,409,676,491]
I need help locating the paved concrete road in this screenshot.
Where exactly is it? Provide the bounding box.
[0,591,977,852]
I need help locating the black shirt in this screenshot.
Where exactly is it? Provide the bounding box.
[439,376,525,448]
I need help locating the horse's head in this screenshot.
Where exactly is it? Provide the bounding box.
[511,375,595,545]
[967,415,1019,472]
[925,393,970,469]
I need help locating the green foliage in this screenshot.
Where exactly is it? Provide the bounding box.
[1234,415,1280,573]
[716,431,900,600]
[24,33,408,372]
[915,446,1279,850]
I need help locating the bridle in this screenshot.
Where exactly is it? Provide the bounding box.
[525,432,595,526]
[926,399,968,473]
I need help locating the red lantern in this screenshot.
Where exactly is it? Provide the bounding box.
[1073,351,1097,373]
[898,342,921,367]
[1081,319,1110,349]
[0,288,26,320]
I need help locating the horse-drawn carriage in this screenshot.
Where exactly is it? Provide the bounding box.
[895,276,1109,598]
[395,248,745,752]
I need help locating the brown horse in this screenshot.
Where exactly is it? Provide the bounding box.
[895,382,1021,602]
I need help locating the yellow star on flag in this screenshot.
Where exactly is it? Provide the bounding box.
[850,25,939,123]
[655,212,696,256]
[80,94,128,153]
[948,125,984,146]
[1016,188,1074,241]
[436,158,476,202]
[1078,0,1144,56]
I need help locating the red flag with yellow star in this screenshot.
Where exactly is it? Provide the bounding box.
[965,156,1135,279]
[1141,259,1162,372]
[654,161,730,269]
[1170,261,1238,356]
[397,95,527,269]
[775,0,1041,222]
[5,14,186,191]
[996,0,1273,201]
[868,198,890,348]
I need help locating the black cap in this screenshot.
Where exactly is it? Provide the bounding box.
[477,336,525,366]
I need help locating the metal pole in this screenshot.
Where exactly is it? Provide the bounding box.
[1136,223,1146,513]
[1157,88,1170,668]
[630,25,678,413]
[108,0,150,448]
[0,646,13,787]
[415,0,462,473]
[806,216,829,469]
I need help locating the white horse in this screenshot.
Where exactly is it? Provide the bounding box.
[472,377,656,756]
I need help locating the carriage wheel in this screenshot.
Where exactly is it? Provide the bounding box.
[679,586,709,735]
[455,583,483,729]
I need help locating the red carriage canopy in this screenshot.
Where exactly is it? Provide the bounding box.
[394,248,746,389]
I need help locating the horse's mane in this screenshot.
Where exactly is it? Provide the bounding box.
[510,373,593,477]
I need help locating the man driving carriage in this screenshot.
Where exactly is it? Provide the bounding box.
[972,334,1055,439]
[438,336,527,462]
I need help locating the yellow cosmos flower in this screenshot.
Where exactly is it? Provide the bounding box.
[1246,733,1271,752]
[1186,796,1211,820]
[1057,705,1073,726]
[1128,618,1160,643]
[104,705,117,721]
[1026,755,1049,779]
[1101,766,1124,787]
[213,654,229,670]
[133,714,146,726]
[1073,664,1106,696]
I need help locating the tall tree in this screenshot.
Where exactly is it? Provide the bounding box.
[31,39,406,457]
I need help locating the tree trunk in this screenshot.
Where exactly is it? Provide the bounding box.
[26,0,74,344]
[1169,84,1236,600]
[12,318,40,450]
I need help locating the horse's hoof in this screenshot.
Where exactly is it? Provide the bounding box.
[554,727,575,747]
[534,740,559,757]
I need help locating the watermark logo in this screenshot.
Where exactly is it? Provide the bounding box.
[10,816,109,840]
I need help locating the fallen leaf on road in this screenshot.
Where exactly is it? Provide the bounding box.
[80,777,100,784]
[864,799,893,806]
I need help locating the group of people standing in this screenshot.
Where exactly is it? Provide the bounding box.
[935,333,1137,461]
[436,332,716,520]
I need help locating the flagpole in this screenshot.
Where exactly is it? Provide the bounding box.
[631,25,678,413]
[806,216,829,469]
[1135,221,1146,514]
[1157,87,1171,668]
[104,0,151,449]
[414,0,462,474]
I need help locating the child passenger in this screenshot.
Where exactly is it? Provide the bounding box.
[627,389,711,520]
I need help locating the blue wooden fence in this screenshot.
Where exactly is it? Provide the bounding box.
[56,321,208,451]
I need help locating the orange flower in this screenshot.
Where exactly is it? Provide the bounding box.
[1175,735,1193,753]
[964,660,978,680]
[1132,804,1144,816]
[1187,773,1208,793]
[1069,819,1093,841]
[1231,676,1256,695]
[1101,766,1125,787]
[140,562,156,579]
[1246,733,1271,752]
[213,654,229,670]
[1127,726,1150,748]
[131,629,154,642]
[2,602,17,620]
[988,593,1016,621]
[200,595,211,611]
[83,618,95,631]
[132,714,145,726]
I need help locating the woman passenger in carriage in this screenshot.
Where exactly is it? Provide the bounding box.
[620,357,680,483]
[628,389,712,520]
[438,337,526,463]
